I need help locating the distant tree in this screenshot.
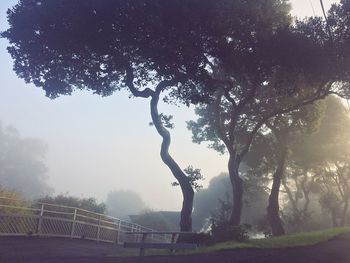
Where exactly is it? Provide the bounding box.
[106,190,145,219]
[37,194,106,214]
[192,173,268,231]
[0,123,52,199]
[273,96,350,232]
[318,160,350,227]
[130,209,171,231]
[244,101,325,236]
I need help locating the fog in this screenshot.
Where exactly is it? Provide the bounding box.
[0,0,339,212]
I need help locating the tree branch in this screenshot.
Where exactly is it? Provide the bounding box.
[125,64,154,98]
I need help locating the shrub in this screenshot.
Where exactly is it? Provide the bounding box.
[0,187,30,214]
[177,232,212,246]
[211,224,250,243]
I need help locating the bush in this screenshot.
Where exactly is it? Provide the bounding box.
[0,187,30,214]
[211,224,250,243]
[177,232,212,246]
[37,194,106,214]
[130,210,170,231]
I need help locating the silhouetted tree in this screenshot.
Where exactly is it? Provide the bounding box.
[188,1,350,226]
[1,0,225,231]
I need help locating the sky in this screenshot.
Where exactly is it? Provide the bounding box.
[0,0,340,211]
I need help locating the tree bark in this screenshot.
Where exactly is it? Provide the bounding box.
[150,88,194,231]
[341,199,349,227]
[331,210,338,228]
[228,156,243,226]
[267,147,287,236]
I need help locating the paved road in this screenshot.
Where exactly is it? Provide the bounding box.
[0,234,349,263]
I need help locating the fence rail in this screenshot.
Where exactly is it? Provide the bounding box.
[0,197,172,244]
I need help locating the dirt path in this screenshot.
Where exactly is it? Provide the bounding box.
[0,234,349,263]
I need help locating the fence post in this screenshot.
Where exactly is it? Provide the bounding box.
[37,203,44,235]
[115,220,121,244]
[97,215,101,241]
[70,208,77,239]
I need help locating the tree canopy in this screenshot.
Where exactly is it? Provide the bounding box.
[0,122,52,199]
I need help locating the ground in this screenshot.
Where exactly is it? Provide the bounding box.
[0,234,349,263]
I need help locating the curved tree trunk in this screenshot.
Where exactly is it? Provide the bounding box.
[150,89,194,231]
[267,148,287,236]
[228,156,243,226]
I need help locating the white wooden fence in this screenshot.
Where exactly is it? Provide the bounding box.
[0,197,171,244]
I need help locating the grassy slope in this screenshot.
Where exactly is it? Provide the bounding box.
[183,227,350,254]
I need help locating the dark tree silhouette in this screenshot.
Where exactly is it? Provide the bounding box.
[3,0,350,231]
[188,1,350,226]
[1,0,240,231]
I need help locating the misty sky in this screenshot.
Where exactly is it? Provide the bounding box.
[0,0,339,211]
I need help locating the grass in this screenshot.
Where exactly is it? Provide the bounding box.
[180,227,350,255]
[108,227,350,257]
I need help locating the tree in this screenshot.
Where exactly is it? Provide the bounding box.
[1,0,226,231]
[293,96,350,228]
[0,123,52,199]
[188,1,350,226]
[0,187,31,215]
[4,0,350,231]
[244,101,324,236]
[105,190,145,219]
[268,96,350,232]
[38,194,106,214]
[130,210,171,231]
[192,173,268,231]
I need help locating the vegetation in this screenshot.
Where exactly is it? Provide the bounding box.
[37,194,106,214]
[130,210,171,231]
[106,190,145,219]
[0,122,52,199]
[3,0,350,237]
[0,188,31,214]
[181,227,350,254]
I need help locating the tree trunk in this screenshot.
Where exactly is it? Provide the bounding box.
[228,156,243,226]
[341,199,349,227]
[267,148,287,236]
[331,210,338,228]
[150,89,194,231]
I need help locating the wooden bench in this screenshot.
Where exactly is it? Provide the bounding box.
[124,231,197,256]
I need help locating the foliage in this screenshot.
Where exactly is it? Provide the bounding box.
[187,0,350,226]
[171,165,204,192]
[282,96,350,230]
[0,187,31,214]
[192,173,268,231]
[37,194,106,214]
[179,227,350,255]
[106,190,145,218]
[0,123,52,199]
[211,224,250,243]
[176,232,212,246]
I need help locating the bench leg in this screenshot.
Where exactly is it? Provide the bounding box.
[139,233,148,256]
[170,233,177,255]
